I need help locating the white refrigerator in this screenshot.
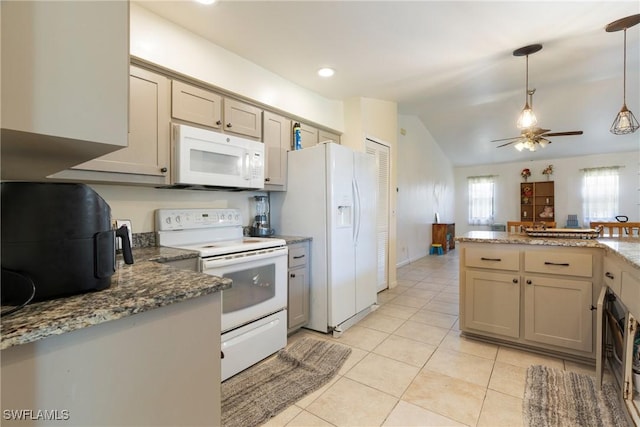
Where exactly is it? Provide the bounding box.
[278,143,377,333]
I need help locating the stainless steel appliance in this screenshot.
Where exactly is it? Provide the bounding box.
[250,195,274,237]
[276,143,378,334]
[172,124,265,190]
[156,208,287,380]
[1,182,133,305]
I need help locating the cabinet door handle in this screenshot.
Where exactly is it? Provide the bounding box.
[265,177,271,182]
[544,262,569,266]
[526,279,532,285]
[605,272,615,279]
[221,351,224,359]
[481,257,502,262]
[226,123,232,128]
[216,120,222,126]
[293,255,305,259]
[512,278,518,284]
[290,273,296,278]
[160,167,168,173]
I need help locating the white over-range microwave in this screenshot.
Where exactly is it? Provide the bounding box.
[172,123,265,190]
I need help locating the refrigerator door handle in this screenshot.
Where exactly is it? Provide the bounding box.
[353,178,361,245]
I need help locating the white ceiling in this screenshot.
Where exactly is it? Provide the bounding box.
[136,1,640,166]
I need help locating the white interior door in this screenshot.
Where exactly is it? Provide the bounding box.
[366,138,390,292]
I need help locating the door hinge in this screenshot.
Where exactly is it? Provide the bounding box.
[629,319,636,333]
[624,380,632,399]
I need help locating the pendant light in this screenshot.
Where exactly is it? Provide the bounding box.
[606,14,640,135]
[514,44,542,129]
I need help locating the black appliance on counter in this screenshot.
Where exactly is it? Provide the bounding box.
[1,182,133,307]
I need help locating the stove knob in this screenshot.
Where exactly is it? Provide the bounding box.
[175,215,181,224]
[235,214,240,221]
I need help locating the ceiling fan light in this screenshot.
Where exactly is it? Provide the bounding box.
[538,138,547,148]
[514,142,525,151]
[610,105,640,135]
[517,105,537,129]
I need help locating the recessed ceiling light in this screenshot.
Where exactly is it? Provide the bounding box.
[317,67,335,78]
[195,0,216,5]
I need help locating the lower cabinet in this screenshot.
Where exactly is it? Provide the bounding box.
[523,275,593,352]
[464,270,520,338]
[460,242,600,359]
[287,241,310,333]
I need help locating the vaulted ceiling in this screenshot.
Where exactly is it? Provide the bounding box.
[136,1,639,166]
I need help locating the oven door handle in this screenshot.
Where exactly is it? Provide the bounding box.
[201,247,287,270]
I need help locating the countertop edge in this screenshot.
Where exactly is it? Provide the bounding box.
[456,232,639,270]
[1,247,231,350]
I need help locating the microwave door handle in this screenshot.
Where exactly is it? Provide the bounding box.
[243,152,251,181]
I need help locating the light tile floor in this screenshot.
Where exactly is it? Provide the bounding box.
[262,251,600,427]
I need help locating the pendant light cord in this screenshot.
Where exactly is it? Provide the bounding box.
[623,28,627,106]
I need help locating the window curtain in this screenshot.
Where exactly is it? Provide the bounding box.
[582,167,619,224]
[468,176,495,225]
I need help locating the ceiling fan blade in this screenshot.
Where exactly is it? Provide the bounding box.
[496,140,519,148]
[491,136,522,143]
[531,128,551,136]
[540,131,583,137]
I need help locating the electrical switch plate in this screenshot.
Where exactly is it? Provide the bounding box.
[114,219,133,250]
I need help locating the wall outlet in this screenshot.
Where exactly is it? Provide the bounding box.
[114,219,133,250]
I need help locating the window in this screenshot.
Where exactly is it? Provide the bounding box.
[582,167,619,224]
[468,175,495,225]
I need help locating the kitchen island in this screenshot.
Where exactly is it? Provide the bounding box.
[456,231,639,362]
[1,247,230,426]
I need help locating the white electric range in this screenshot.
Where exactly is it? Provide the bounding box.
[156,208,288,381]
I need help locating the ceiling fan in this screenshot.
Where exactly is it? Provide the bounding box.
[493,44,583,151]
[493,126,584,151]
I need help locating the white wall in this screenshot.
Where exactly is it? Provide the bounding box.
[396,115,455,266]
[454,150,640,235]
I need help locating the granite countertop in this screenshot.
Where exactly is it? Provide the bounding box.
[273,235,312,245]
[456,231,640,270]
[0,247,232,350]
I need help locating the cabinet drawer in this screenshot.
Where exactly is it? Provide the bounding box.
[288,245,308,268]
[465,247,519,271]
[603,256,623,296]
[621,270,640,319]
[524,251,592,277]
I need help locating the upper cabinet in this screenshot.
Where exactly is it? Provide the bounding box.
[172,80,223,130]
[263,111,291,190]
[298,122,319,149]
[51,66,171,186]
[319,130,341,144]
[171,80,262,140]
[0,1,130,180]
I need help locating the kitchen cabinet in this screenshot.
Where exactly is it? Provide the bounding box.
[464,270,520,338]
[1,0,130,180]
[171,80,262,139]
[319,129,341,144]
[296,122,319,149]
[263,111,291,190]
[523,275,593,352]
[460,242,601,359]
[287,241,310,334]
[1,292,222,426]
[172,80,223,130]
[52,66,171,185]
[432,223,455,253]
[520,181,554,222]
